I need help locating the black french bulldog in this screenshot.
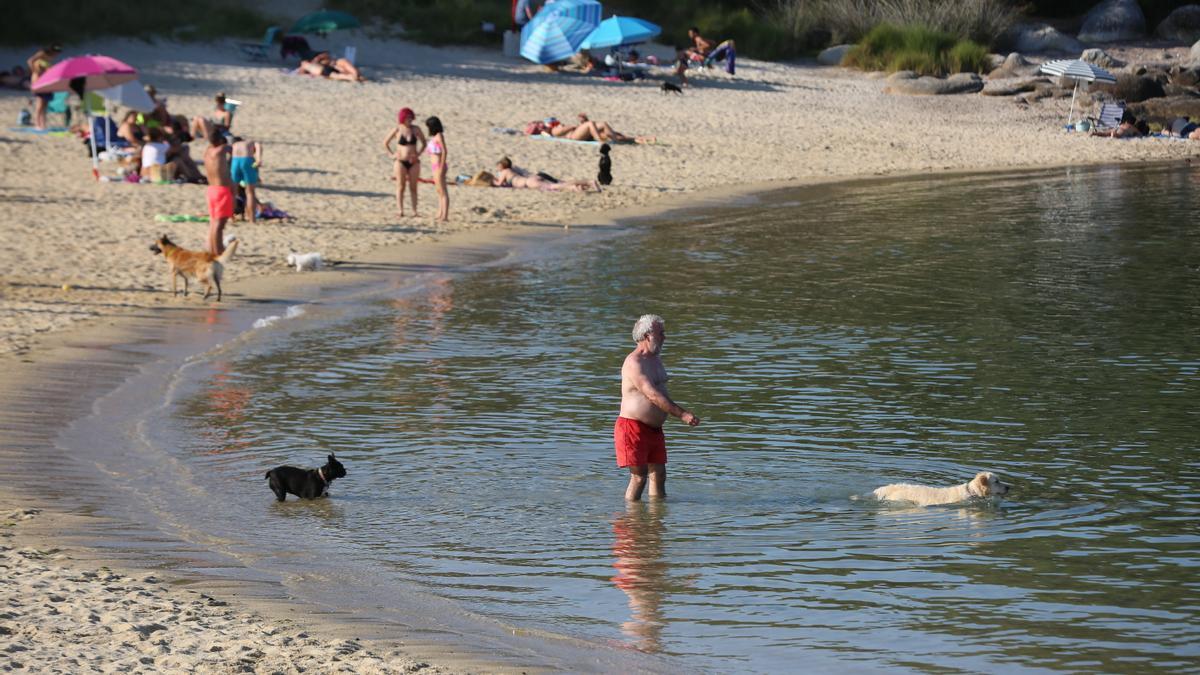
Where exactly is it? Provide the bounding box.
[265,453,347,501]
[597,143,612,186]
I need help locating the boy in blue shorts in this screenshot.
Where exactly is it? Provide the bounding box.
[230,137,263,222]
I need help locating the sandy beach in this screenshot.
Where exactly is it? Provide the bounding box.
[2,28,1199,672]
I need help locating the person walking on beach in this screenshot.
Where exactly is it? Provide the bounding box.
[203,128,234,255]
[425,116,449,222]
[616,314,700,501]
[26,44,61,130]
[230,136,263,222]
[382,107,426,217]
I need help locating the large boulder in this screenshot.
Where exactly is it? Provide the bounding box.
[1126,95,1200,125]
[1012,23,1084,54]
[1078,0,1146,43]
[1157,5,1200,43]
[885,72,984,95]
[1093,73,1166,102]
[1191,39,1200,65]
[1168,65,1200,87]
[981,77,1044,96]
[817,44,853,66]
[1080,48,1123,69]
[987,52,1037,78]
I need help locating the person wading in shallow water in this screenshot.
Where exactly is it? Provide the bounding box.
[615,314,700,501]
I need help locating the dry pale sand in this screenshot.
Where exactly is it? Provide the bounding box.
[1,509,442,674]
[1,30,1199,674]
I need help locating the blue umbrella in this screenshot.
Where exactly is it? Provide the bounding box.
[520,0,602,65]
[579,15,661,50]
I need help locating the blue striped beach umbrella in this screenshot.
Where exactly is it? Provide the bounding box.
[1038,59,1117,126]
[520,0,603,65]
[579,15,661,50]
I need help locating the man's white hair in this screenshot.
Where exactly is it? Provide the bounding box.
[632,314,664,343]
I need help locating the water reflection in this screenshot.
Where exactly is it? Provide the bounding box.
[611,500,669,653]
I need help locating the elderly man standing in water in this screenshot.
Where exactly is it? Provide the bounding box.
[616,314,700,501]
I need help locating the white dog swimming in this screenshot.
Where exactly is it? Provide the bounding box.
[871,471,1010,506]
[286,251,323,272]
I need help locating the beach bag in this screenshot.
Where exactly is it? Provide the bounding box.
[17,108,30,126]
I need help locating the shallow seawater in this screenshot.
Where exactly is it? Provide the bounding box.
[148,164,1198,672]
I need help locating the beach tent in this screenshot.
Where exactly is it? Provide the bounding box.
[520,0,602,65]
[1039,59,1117,127]
[579,15,661,50]
[32,54,138,180]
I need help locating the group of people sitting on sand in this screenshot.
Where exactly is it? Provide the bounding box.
[524,113,655,144]
[102,88,254,184]
[1091,110,1151,138]
[1087,112,1200,140]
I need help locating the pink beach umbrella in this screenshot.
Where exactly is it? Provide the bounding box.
[32,55,139,180]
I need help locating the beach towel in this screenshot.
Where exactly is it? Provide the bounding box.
[530,134,601,146]
[9,126,68,135]
[155,214,209,222]
[258,204,292,220]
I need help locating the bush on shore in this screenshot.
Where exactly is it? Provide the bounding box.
[843,24,990,76]
[2,1,272,46]
[769,0,1021,48]
[329,0,511,47]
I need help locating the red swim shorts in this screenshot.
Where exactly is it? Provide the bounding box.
[614,417,666,467]
[207,185,234,219]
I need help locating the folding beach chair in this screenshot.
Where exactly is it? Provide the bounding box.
[238,26,280,61]
[1089,101,1125,131]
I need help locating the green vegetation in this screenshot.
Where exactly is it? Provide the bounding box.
[769,0,1021,48]
[2,0,274,46]
[843,24,990,76]
[328,0,511,47]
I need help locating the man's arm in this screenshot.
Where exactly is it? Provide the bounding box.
[630,363,700,426]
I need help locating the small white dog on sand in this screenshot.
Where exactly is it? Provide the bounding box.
[871,471,1010,506]
[286,251,322,272]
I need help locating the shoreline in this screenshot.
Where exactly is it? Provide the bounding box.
[3,30,1200,670]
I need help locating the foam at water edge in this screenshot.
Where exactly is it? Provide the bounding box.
[253,305,307,329]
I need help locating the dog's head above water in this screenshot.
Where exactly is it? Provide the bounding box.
[322,453,347,480]
[969,471,1009,498]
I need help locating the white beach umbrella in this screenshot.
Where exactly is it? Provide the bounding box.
[1039,59,1118,126]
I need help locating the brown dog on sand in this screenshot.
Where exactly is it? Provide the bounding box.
[149,234,239,301]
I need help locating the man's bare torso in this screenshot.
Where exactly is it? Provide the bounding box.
[204,145,232,186]
[620,349,669,427]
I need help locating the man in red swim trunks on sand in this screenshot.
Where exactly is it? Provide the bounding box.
[615,314,700,501]
[203,127,234,255]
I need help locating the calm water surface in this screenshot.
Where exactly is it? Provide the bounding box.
[151,165,1198,672]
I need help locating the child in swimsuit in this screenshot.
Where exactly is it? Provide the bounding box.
[425,116,449,222]
[382,107,426,217]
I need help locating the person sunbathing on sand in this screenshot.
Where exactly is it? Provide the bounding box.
[297,54,364,82]
[492,157,600,192]
[526,114,654,144]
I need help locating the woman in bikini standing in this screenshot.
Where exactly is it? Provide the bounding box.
[382,107,426,217]
[26,44,61,130]
[425,116,449,222]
